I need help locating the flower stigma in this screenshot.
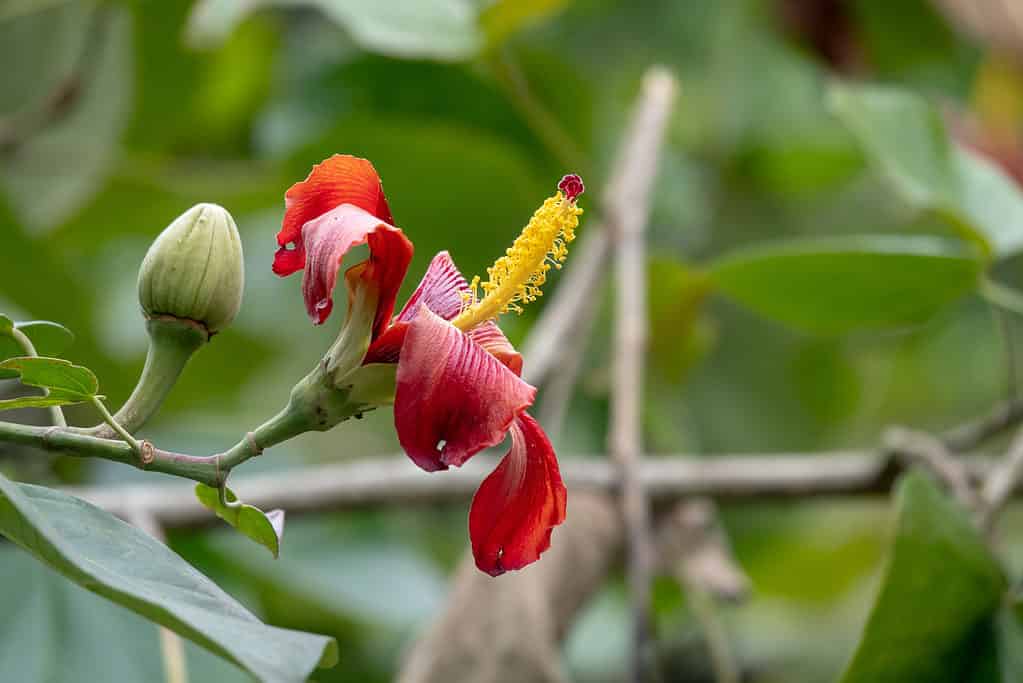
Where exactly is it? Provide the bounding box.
[451,174,585,332]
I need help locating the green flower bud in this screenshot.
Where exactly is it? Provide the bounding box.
[138,203,244,335]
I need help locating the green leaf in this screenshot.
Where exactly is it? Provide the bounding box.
[0,5,133,232]
[0,389,90,412]
[839,472,1005,683]
[708,235,982,334]
[186,0,481,60]
[0,474,338,682]
[196,484,285,559]
[0,543,254,682]
[0,319,76,365]
[0,319,76,379]
[0,356,98,398]
[828,82,1023,259]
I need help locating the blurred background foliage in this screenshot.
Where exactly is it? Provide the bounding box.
[4,0,1023,680]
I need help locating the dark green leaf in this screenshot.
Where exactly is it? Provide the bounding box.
[0,474,337,682]
[196,484,285,559]
[829,82,1023,258]
[187,0,481,60]
[839,472,1005,683]
[0,356,98,398]
[708,235,982,334]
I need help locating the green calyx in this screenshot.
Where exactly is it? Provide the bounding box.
[270,279,397,438]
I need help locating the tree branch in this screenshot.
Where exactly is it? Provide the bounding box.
[58,449,952,535]
[941,397,1023,452]
[606,66,677,682]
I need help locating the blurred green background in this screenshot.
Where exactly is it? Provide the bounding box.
[3,0,1023,680]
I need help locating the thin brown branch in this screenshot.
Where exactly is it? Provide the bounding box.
[607,66,678,682]
[979,424,1023,532]
[67,450,914,527]
[884,426,980,509]
[941,397,1023,452]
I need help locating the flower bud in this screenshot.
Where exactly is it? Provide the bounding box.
[138,203,245,334]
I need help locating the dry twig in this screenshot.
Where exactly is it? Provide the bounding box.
[606,66,678,682]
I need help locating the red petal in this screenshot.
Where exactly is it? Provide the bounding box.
[394,307,535,472]
[363,251,469,364]
[277,155,394,254]
[469,413,567,576]
[301,204,413,327]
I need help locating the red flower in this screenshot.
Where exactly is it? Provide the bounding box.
[274,155,583,575]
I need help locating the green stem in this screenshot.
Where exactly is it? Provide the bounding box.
[0,420,220,486]
[488,48,590,174]
[82,316,206,438]
[0,358,366,487]
[90,395,141,456]
[9,327,66,428]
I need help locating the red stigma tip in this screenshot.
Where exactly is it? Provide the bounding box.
[558,174,585,202]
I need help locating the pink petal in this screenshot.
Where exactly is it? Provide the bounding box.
[469,413,567,576]
[394,307,535,472]
[395,251,468,322]
[363,252,522,375]
[363,252,468,364]
[301,204,413,328]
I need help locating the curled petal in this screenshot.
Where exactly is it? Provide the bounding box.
[469,413,567,576]
[469,322,523,376]
[395,251,468,322]
[395,307,535,472]
[364,251,468,364]
[301,204,413,327]
[363,252,523,374]
[276,155,393,254]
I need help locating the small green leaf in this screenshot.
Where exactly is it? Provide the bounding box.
[839,471,1006,683]
[829,82,1023,259]
[196,484,285,559]
[0,389,91,412]
[14,320,75,354]
[708,235,982,334]
[0,356,98,398]
[0,319,76,379]
[0,474,337,681]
